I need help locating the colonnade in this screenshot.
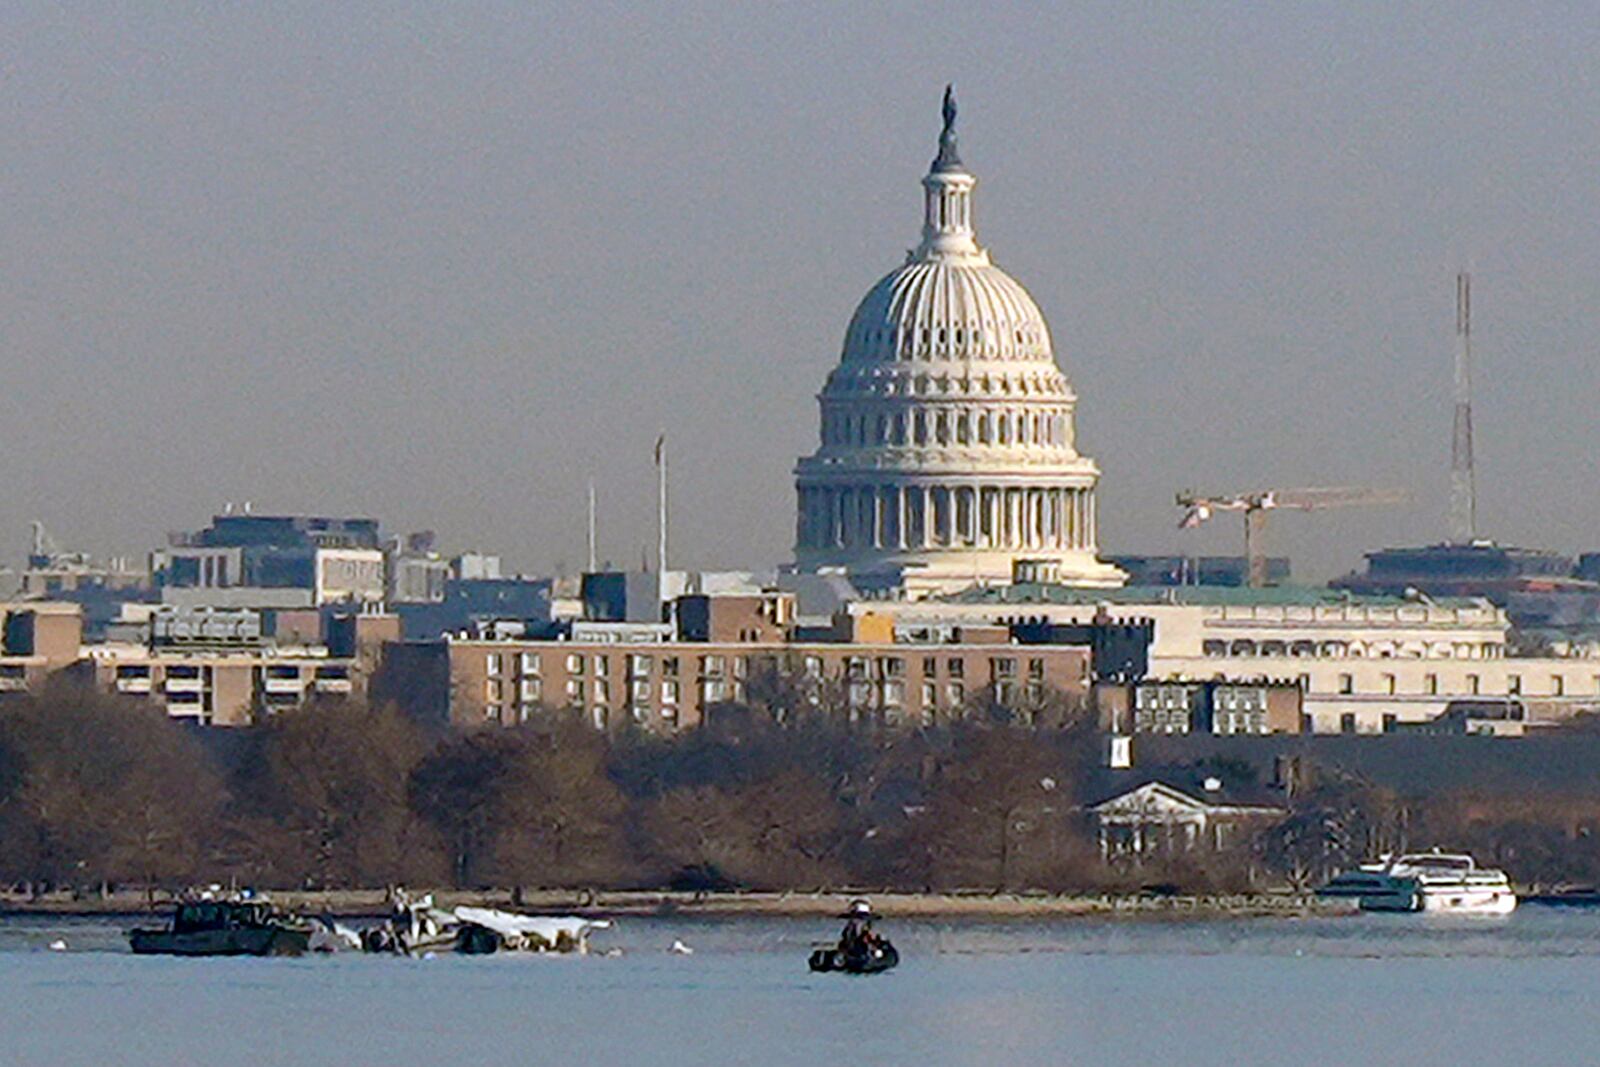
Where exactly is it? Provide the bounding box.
[796,484,1096,553]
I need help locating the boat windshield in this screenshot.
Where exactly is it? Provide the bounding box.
[1399,854,1474,870]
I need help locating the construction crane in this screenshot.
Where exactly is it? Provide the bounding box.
[1175,487,1409,588]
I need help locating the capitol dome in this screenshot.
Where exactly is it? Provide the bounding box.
[793,89,1124,595]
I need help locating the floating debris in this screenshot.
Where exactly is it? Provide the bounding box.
[362,890,613,956]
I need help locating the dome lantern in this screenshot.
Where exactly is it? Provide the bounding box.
[916,86,982,262]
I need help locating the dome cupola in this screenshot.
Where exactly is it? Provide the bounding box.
[792,89,1125,596]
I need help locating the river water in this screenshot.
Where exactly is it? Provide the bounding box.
[3,907,1598,1066]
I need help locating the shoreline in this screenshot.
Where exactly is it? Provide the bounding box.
[0,888,1345,921]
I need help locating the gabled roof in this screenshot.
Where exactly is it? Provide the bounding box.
[1090,779,1286,818]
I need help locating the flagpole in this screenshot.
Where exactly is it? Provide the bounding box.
[655,434,668,605]
[586,480,597,573]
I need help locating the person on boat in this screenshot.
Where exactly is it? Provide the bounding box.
[839,899,876,954]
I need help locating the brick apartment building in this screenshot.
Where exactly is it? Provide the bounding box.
[382,591,1107,732]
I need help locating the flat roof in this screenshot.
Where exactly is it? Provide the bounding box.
[936,583,1490,609]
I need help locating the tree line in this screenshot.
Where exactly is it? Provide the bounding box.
[4,681,1600,896]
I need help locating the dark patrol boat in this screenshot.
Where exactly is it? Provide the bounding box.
[128,893,314,957]
[809,899,899,975]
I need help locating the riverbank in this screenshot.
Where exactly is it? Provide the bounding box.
[0,887,1343,920]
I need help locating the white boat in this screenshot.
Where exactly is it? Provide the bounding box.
[1320,851,1517,915]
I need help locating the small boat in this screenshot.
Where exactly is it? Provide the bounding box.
[128,892,314,957]
[360,892,462,955]
[808,940,900,974]
[809,898,899,974]
[1320,850,1517,915]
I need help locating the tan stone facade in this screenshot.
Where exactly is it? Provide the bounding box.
[74,649,358,726]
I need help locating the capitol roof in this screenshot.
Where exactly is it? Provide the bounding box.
[937,583,1494,610]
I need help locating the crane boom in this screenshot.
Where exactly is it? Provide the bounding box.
[1175,486,1409,587]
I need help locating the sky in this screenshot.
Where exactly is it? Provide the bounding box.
[4,2,1600,581]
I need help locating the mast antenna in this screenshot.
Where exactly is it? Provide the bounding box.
[1449,272,1478,544]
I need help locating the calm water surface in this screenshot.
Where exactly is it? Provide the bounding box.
[2,908,1598,1066]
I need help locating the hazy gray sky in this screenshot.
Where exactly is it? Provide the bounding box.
[5,3,1600,579]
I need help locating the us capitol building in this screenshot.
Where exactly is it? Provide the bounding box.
[793,90,1125,596]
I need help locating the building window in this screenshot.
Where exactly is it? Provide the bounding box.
[663,657,679,677]
[1028,658,1044,680]
[1425,673,1438,696]
[628,654,651,677]
[923,656,938,676]
[1467,674,1480,695]
[486,679,503,702]
[701,655,725,676]
[991,657,1016,679]
[567,654,584,675]
[520,678,542,702]
[1507,674,1521,696]
[662,680,680,704]
[947,658,964,679]
[948,683,965,706]
[921,682,937,707]
[1554,675,1566,697]
[1383,673,1396,696]
[566,679,583,703]
[486,654,503,678]
[1338,674,1353,695]
[594,655,610,677]
[520,652,541,675]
